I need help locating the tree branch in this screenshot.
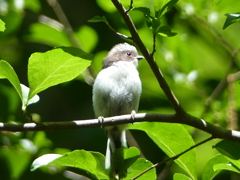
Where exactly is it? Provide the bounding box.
[111,0,185,115]
[1,113,240,142]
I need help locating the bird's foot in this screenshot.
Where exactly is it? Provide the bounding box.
[130,110,136,124]
[98,116,104,128]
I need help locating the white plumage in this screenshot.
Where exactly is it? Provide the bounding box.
[92,43,142,177]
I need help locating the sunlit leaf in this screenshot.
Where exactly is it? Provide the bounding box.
[31,154,62,171]
[123,158,156,180]
[0,60,22,99]
[223,13,240,30]
[174,173,192,180]
[28,47,92,99]
[28,22,71,47]
[20,84,40,111]
[129,122,197,180]
[31,150,108,180]
[75,25,98,52]
[0,19,5,32]
[202,154,229,180]
[213,163,240,174]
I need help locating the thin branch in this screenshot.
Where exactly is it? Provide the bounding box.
[132,136,214,180]
[151,33,157,57]
[1,113,240,142]
[106,24,132,39]
[46,0,82,48]
[125,0,133,13]
[111,0,185,115]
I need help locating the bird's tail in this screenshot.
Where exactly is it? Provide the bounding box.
[105,129,127,177]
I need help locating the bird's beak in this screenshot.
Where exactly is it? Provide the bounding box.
[136,55,144,60]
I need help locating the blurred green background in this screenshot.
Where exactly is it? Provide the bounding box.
[0,0,240,179]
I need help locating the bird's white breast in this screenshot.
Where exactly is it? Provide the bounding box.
[93,61,141,117]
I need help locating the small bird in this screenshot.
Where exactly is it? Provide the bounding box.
[92,43,143,178]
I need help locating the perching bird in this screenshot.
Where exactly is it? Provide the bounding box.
[92,43,143,178]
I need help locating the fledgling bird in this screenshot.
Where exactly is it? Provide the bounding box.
[92,43,143,178]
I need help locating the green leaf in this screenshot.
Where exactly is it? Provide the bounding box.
[213,0,222,6]
[20,84,40,111]
[174,173,192,180]
[157,26,177,37]
[1,146,31,179]
[129,122,197,180]
[0,60,22,100]
[214,140,240,171]
[154,0,178,18]
[133,7,153,28]
[28,22,71,47]
[223,13,240,30]
[0,19,5,32]
[214,140,240,160]
[88,16,109,25]
[31,154,62,171]
[31,150,109,180]
[113,147,140,178]
[133,7,151,16]
[28,47,92,99]
[123,158,156,180]
[213,163,240,174]
[202,154,229,180]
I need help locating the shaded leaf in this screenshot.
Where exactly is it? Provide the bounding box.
[155,0,178,18]
[133,7,151,16]
[1,146,31,179]
[88,16,109,25]
[129,122,197,180]
[28,47,92,99]
[223,13,240,30]
[202,154,229,180]
[158,26,177,37]
[214,140,240,160]
[113,147,140,178]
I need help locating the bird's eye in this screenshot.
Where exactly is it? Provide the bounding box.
[127,52,132,56]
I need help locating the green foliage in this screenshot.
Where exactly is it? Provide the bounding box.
[28,47,92,99]
[0,60,22,99]
[130,123,197,179]
[1,0,240,179]
[223,13,240,29]
[113,147,140,178]
[202,154,229,180]
[31,149,156,180]
[0,19,5,32]
[174,173,192,180]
